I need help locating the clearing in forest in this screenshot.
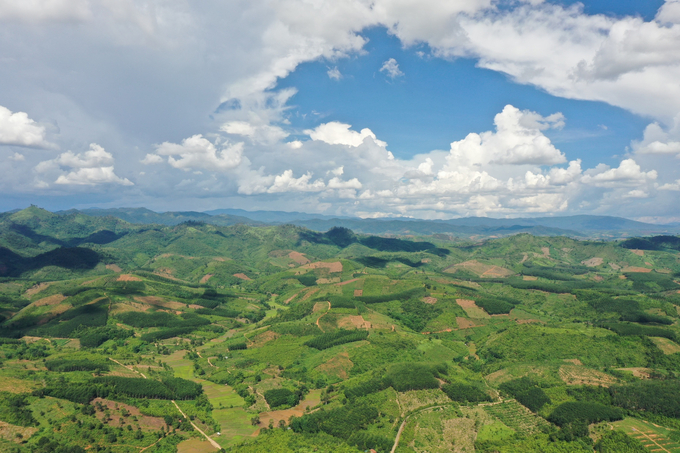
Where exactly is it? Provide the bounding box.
[288,251,310,265]
[316,352,353,379]
[200,274,213,283]
[651,337,680,355]
[445,260,513,278]
[0,420,38,444]
[581,257,604,267]
[612,418,680,453]
[622,266,652,273]
[300,261,343,273]
[233,273,252,280]
[456,299,490,319]
[558,365,617,387]
[337,315,371,330]
[117,273,141,281]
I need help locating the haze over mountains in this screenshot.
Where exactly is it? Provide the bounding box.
[43,207,680,239]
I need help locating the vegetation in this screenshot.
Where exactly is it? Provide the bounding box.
[0,207,679,452]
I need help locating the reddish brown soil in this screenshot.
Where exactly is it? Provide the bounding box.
[622,267,652,273]
[117,274,141,282]
[200,274,214,283]
[422,296,437,304]
[354,289,364,296]
[91,398,165,430]
[233,273,252,280]
[288,251,310,265]
[106,264,123,272]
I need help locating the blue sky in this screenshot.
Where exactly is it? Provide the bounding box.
[1,0,679,221]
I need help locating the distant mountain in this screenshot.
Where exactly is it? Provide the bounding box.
[56,207,263,227]
[7,206,679,238]
[204,208,353,223]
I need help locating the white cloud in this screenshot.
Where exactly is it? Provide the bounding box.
[266,170,325,193]
[659,179,680,190]
[287,140,303,149]
[327,67,342,80]
[155,134,243,171]
[0,105,54,148]
[327,176,362,189]
[141,153,163,164]
[0,0,91,23]
[632,117,680,157]
[221,121,289,145]
[446,105,566,166]
[305,121,388,147]
[8,152,25,161]
[36,143,132,186]
[380,58,404,78]
[582,158,657,187]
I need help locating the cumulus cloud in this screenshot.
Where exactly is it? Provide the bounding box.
[446,105,566,166]
[380,58,404,78]
[36,143,132,186]
[582,158,657,187]
[154,134,243,171]
[305,122,388,147]
[659,179,680,191]
[632,118,680,157]
[0,105,54,148]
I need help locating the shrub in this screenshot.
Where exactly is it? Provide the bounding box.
[499,377,551,412]
[442,383,491,403]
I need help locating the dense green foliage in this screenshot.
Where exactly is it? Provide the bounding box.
[499,377,551,412]
[441,383,491,403]
[304,329,369,350]
[263,388,299,409]
[548,402,623,426]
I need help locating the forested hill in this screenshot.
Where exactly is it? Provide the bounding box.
[0,206,680,451]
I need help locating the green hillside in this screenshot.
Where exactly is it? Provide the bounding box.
[0,207,679,452]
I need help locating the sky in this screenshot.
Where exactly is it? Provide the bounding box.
[1,0,680,221]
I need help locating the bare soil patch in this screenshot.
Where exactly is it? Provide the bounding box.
[0,420,37,444]
[523,276,538,281]
[622,267,652,273]
[24,282,55,297]
[177,437,215,453]
[631,249,645,256]
[456,299,489,318]
[106,264,123,272]
[316,277,340,284]
[441,417,476,453]
[354,289,363,296]
[541,247,550,258]
[559,365,617,387]
[301,261,343,273]
[255,394,321,433]
[251,330,279,348]
[581,257,604,267]
[564,359,583,365]
[446,260,513,278]
[335,278,359,286]
[616,367,653,379]
[609,263,621,270]
[337,315,371,330]
[117,274,141,282]
[455,317,478,329]
[33,294,66,307]
[300,288,319,302]
[521,254,528,263]
[422,296,437,305]
[91,398,165,430]
[134,296,186,310]
[200,274,214,284]
[593,275,604,281]
[456,299,477,309]
[233,273,251,281]
[288,251,310,265]
[316,352,353,380]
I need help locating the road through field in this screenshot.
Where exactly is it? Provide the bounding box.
[172,400,221,450]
